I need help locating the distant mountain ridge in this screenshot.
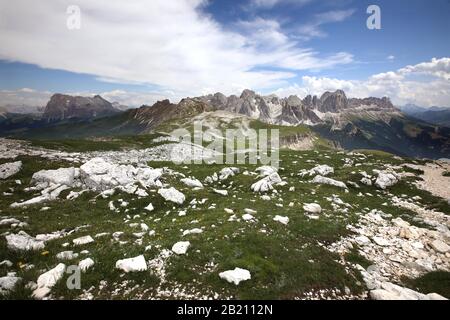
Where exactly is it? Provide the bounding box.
[1,90,450,159]
[399,104,450,128]
[197,89,399,127]
[43,94,121,121]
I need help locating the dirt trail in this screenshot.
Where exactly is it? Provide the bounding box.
[413,161,450,200]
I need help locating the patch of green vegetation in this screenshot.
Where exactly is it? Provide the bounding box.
[0,145,446,300]
[249,120,311,137]
[28,134,168,152]
[345,248,372,269]
[443,171,450,177]
[402,271,450,299]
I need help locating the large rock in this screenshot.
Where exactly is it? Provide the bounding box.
[299,165,334,177]
[219,268,251,285]
[33,263,66,299]
[5,232,45,251]
[172,241,190,255]
[430,240,450,253]
[158,187,185,204]
[80,158,163,191]
[79,258,95,272]
[116,255,147,273]
[370,282,447,300]
[32,167,79,187]
[255,166,277,177]
[0,161,22,179]
[251,172,282,193]
[374,170,400,189]
[0,276,22,295]
[312,175,347,189]
[303,203,322,214]
[180,177,203,189]
[72,236,94,246]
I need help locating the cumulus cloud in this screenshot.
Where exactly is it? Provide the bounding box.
[0,0,352,98]
[273,57,450,108]
[3,58,449,109]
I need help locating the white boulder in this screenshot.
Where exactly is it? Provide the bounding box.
[219,268,251,285]
[180,177,204,189]
[79,258,95,272]
[312,175,347,189]
[172,241,190,255]
[33,263,66,299]
[158,187,185,204]
[32,167,79,187]
[72,236,94,246]
[0,276,22,295]
[0,161,22,180]
[251,173,282,193]
[273,215,289,225]
[374,170,400,189]
[116,255,147,272]
[5,232,45,251]
[303,203,322,214]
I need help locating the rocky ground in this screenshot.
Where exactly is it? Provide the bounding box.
[0,138,449,300]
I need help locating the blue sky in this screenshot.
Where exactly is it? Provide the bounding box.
[0,0,449,107]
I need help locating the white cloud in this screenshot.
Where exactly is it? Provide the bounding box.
[3,58,449,109]
[273,57,450,108]
[0,0,352,98]
[387,55,395,61]
[249,0,312,9]
[0,89,52,107]
[398,57,450,80]
[297,9,355,40]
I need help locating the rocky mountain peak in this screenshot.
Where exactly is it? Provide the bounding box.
[319,90,348,113]
[240,89,257,100]
[286,95,303,107]
[43,94,118,122]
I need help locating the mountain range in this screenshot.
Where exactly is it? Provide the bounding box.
[399,104,450,128]
[0,90,449,159]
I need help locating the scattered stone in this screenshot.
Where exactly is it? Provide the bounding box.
[158,187,185,204]
[79,258,95,272]
[56,251,79,261]
[72,236,94,246]
[116,255,147,273]
[374,170,400,189]
[213,189,228,196]
[0,275,21,295]
[144,203,154,212]
[273,215,289,225]
[180,177,204,189]
[0,161,22,180]
[251,173,282,193]
[5,232,45,251]
[303,203,322,214]
[172,241,190,255]
[219,268,251,285]
[242,214,255,221]
[312,175,347,189]
[372,236,391,247]
[430,240,450,253]
[299,165,334,177]
[183,228,203,236]
[33,263,66,299]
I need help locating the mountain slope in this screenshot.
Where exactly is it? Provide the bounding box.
[313,116,450,159]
